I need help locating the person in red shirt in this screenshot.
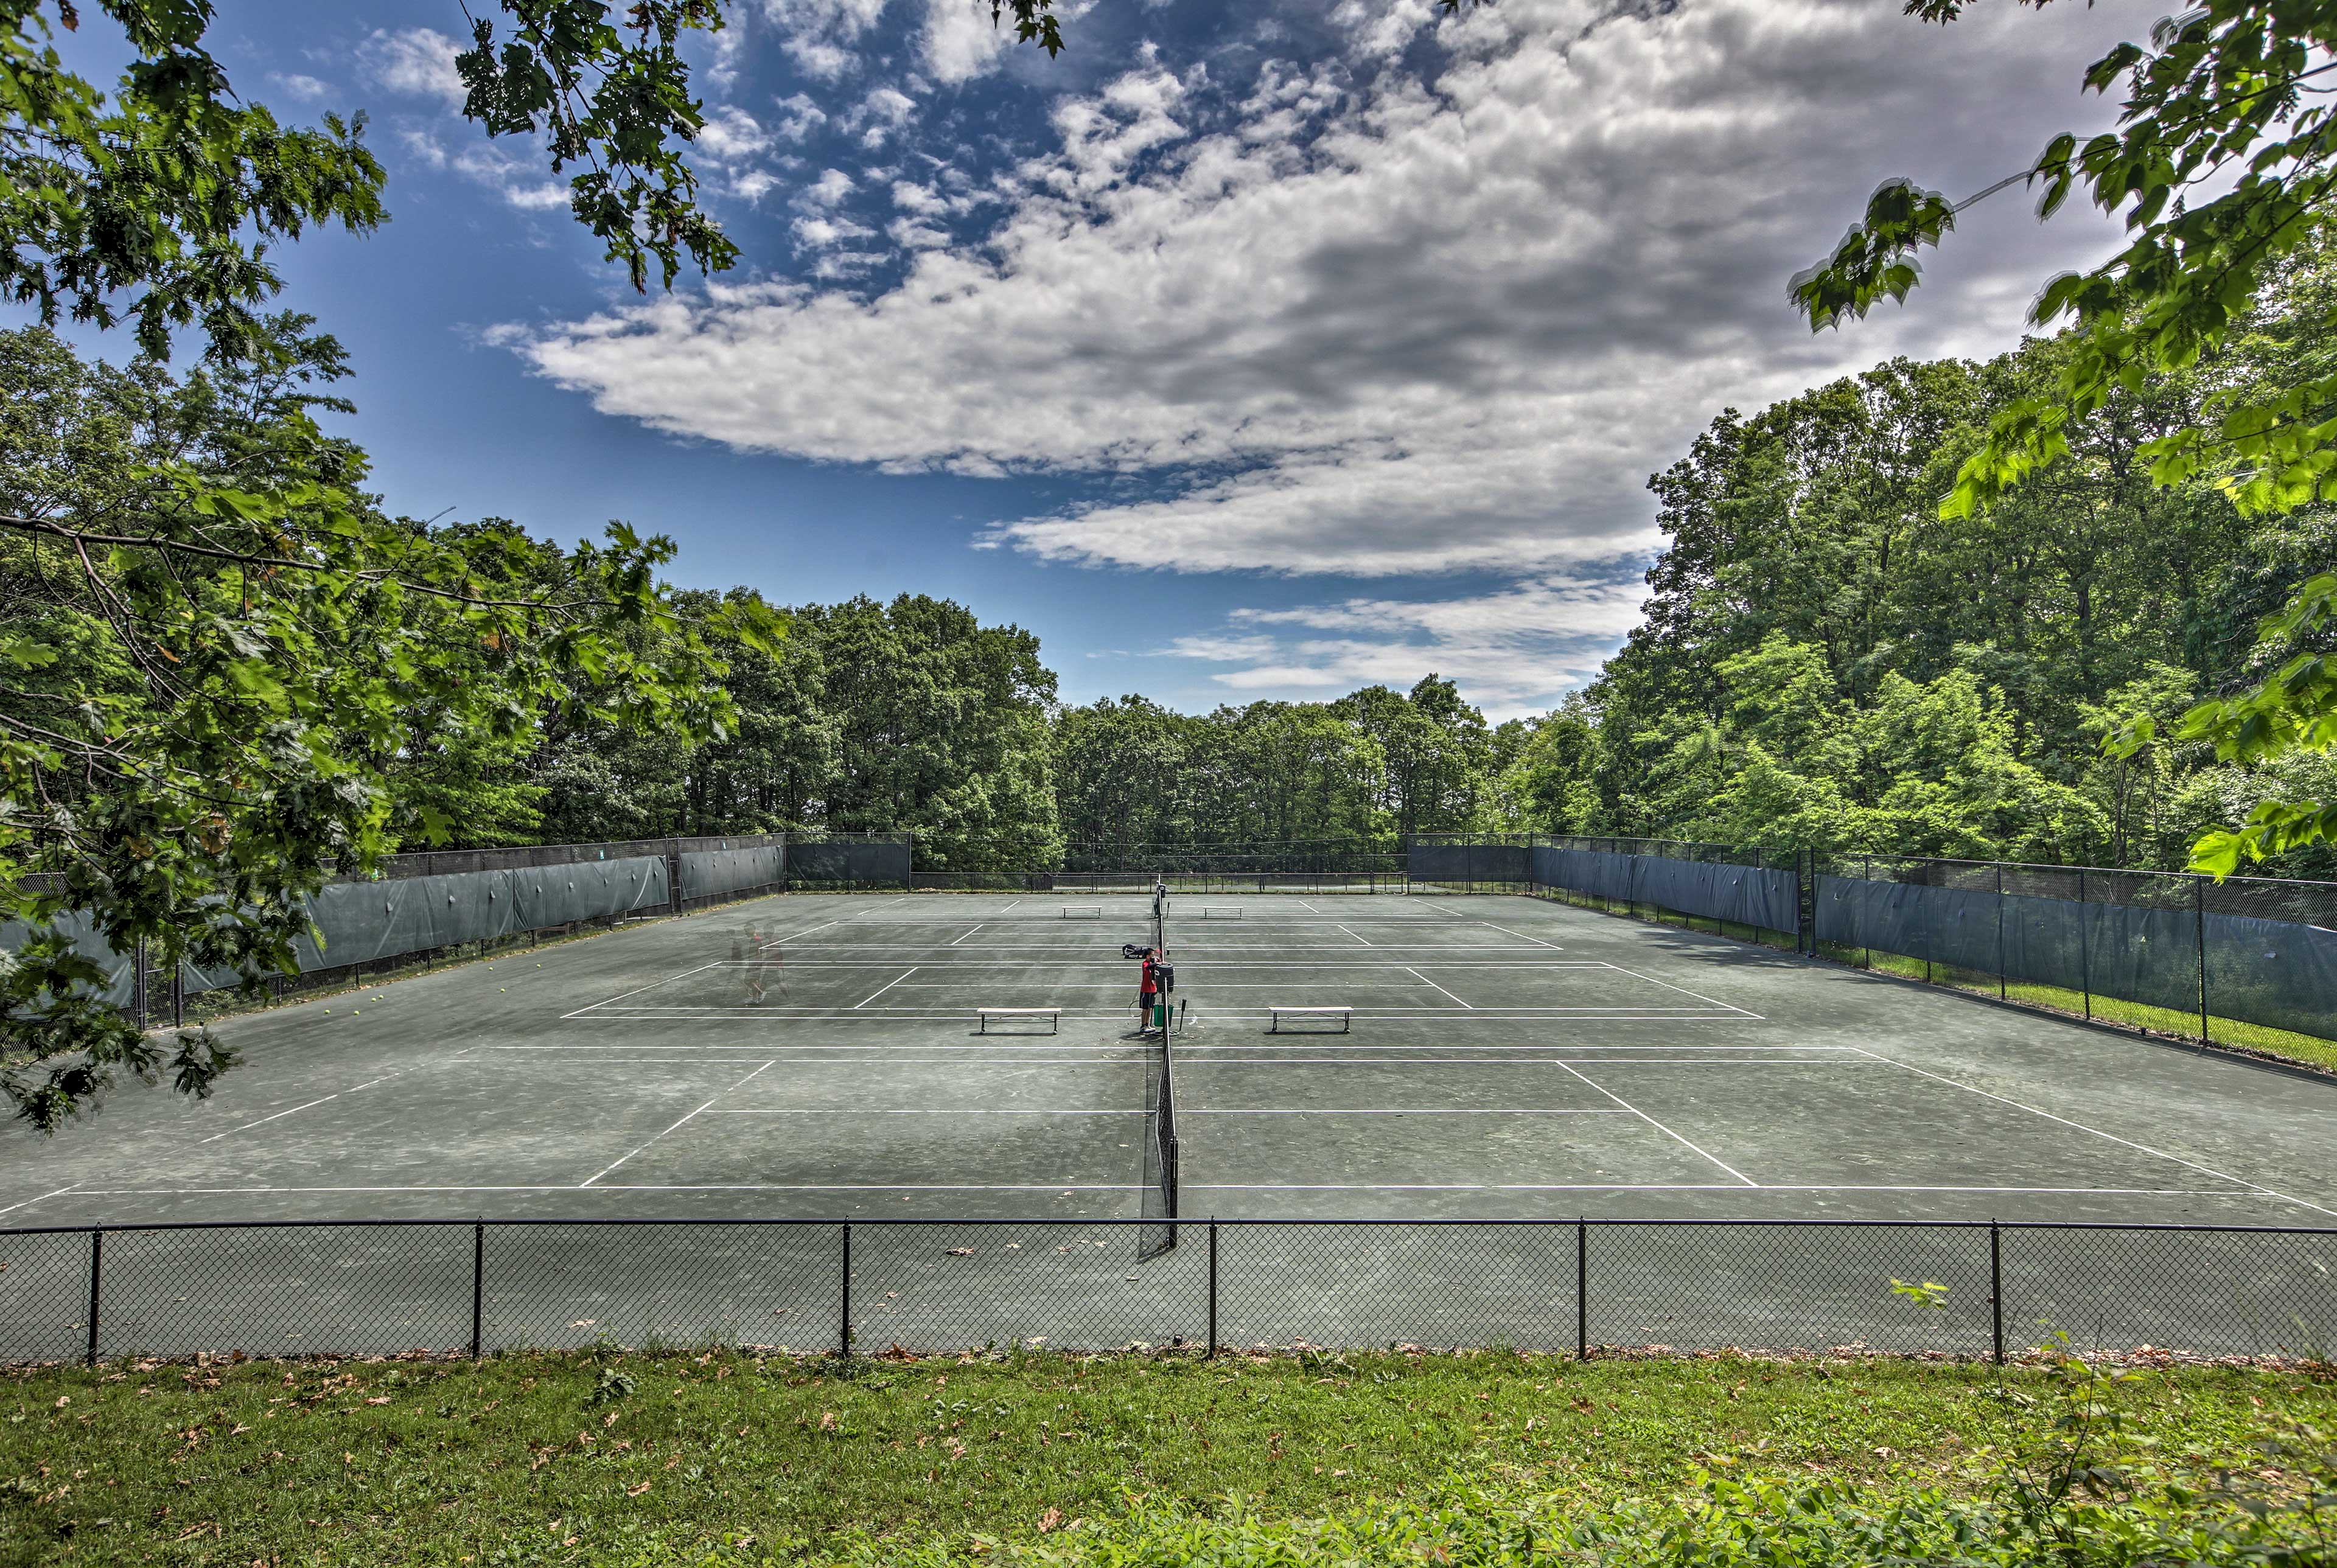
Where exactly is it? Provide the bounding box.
[1137,950,1161,1034]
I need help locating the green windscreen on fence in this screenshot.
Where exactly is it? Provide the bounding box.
[1419,836,2337,1049]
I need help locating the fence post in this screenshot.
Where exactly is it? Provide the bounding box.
[2078,869,2091,1021]
[85,1228,102,1367]
[1206,1220,1218,1356]
[1989,1221,2005,1367]
[839,1222,852,1359]
[471,1222,486,1359]
[1996,864,2007,1001]
[132,938,148,1032]
[1575,1220,1588,1361]
[171,961,184,1030]
[2195,874,2210,1048]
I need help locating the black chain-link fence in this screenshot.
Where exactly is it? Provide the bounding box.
[5,831,915,1030]
[2,1218,2327,1364]
[1411,837,2337,1057]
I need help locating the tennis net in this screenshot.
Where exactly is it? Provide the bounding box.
[1137,1024,1179,1261]
[1139,883,1178,1260]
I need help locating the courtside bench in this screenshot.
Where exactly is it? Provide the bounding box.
[977,1006,1062,1035]
[1268,1004,1352,1034]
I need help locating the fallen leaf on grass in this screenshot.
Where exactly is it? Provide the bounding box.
[626,1481,651,1496]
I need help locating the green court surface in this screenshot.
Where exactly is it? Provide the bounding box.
[0,889,2330,1230]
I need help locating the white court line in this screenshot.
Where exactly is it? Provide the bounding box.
[1185,1183,2266,1196]
[1335,924,1372,947]
[579,1060,775,1187]
[1594,961,1758,1017]
[1478,921,1562,949]
[567,1008,1756,1020]
[199,1095,340,1144]
[1553,1060,1758,1186]
[702,1108,1145,1115]
[562,960,727,1020]
[850,968,919,1009]
[1847,1045,2337,1219]
[72,1183,1147,1196]
[0,1184,80,1218]
[714,958,1610,966]
[949,924,987,946]
[1404,967,1474,1009]
[1189,1107,1633,1115]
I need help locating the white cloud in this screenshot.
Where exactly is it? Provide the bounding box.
[1162,579,1645,716]
[501,181,572,211]
[761,0,890,80]
[775,92,830,141]
[889,216,953,248]
[797,167,858,208]
[697,104,774,162]
[271,72,332,103]
[848,86,919,148]
[922,0,1010,84]
[795,214,876,248]
[360,27,466,105]
[502,0,2134,582]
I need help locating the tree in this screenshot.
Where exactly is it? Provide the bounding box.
[0,318,776,1129]
[1792,0,2337,870]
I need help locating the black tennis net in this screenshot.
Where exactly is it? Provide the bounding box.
[1139,884,1179,1259]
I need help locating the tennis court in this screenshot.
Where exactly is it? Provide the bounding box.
[0,888,2329,1232]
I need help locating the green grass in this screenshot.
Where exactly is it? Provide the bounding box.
[1838,949,2337,1073]
[0,1348,2326,1567]
[1524,887,2337,1075]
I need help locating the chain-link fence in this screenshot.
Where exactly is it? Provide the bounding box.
[1411,837,2337,1058]
[2,831,916,1030]
[1,1217,2327,1364]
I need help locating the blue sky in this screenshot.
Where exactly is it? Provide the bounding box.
[40,0,2137,717]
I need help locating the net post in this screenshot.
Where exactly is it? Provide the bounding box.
[1574,1219,1588,1362]
[85,1227,102,1368]
[1206,1221,1218,1356]
[1989,1221,2005,1367]
[470,1221,486,1359]
[839,1222,853,1359]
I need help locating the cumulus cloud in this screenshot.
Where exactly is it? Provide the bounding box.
[360,27,466,105]
[697,104,775,162]
[923,0,1011,83]
[270,72,332,103]
[797,167,858,207]
[761,0,890,80]
[775,92,830,141]
[501,0,2130,593]
[1156,578,1646,716]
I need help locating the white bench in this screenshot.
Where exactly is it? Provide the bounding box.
[1268,1005,1352,1034]
[977,1006,1061,1034]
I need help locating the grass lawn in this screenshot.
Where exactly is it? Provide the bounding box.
[0,1348,2325,1567]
